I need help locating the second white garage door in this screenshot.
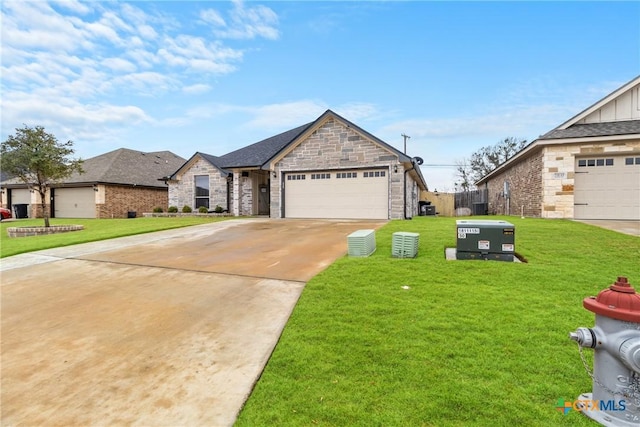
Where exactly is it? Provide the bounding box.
[574,155,640,220]
[54,187,96,218]
[284,169,389,219]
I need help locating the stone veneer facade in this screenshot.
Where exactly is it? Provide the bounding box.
[483,139,640,218]
[270,117,410,219]
[168,158,231,212]
[540,139,640,218]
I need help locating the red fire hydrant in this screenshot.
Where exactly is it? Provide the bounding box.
[569,277,640,426]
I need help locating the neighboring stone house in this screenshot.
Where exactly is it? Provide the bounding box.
[168,110,428,220]
[476,76,640,220]
[0,148,185,219]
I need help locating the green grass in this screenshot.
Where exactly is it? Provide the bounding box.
[0,217,230,258]
[236,216,640,427]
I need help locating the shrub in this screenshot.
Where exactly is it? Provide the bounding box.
[182,205,192,213]
[198,206,208,214]
[214,205,224,213]
[153,207,164,213]
[168,206,178,213]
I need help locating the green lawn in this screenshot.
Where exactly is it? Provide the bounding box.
[0,217,230,258]
[236,216,640,427]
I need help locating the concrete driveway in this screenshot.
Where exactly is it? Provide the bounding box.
[574,220,640,237]
[1,218,386,426]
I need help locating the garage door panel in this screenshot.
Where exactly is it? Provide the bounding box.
[10,189,31,204]
[54,188,96,218]
[285,170,388,219]
[575,156,640,220]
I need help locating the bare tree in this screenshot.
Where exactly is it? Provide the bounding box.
[456,137,527,185]
[454,159,473,191]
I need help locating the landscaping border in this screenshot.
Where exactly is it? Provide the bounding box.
[7,225,84,238]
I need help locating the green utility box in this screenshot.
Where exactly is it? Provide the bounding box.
[392,232,419,258]
[456,220,515,261]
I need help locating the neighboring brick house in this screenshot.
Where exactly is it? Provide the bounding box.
[168,110,428,219]
[476,76,640,220]
[1,148,185,219]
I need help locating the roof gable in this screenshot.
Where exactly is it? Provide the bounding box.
[169,152,227,180]
[264,109,412,168]
[555,76,640,130]
[476,76,640,185]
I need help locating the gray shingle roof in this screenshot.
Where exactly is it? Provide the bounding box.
[4,148,187,188]
[541,120,640,140]
[215,122,313,168]
[70,148,185,187]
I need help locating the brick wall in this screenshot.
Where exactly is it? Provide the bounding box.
[97,185,167,218]
[485,150,543,217]
[271,117,406,219]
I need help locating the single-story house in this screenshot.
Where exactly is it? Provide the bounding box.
[168,110,428,220]
[476,75,640,220]
[0,148,185,219]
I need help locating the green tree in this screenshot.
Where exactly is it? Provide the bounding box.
[1,125,83,227]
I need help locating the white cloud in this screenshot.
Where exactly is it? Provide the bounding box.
[332,103,380,123]
[157,35,242,73]
[1,90,150,144]
[50,0,91,15]
[110,72,178,95]
[200,9,226,27]
[246,101,328,129]
[212,0,279,40]
[101,57,137,73]
[1,1,91,52]
[138,24,158,40]
[182,84,212,95]
[380,104,573,142]
[1,0,280,147]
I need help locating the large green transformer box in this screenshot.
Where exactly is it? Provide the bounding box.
[456,220,515,262]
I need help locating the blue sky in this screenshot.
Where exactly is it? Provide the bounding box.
[1,1,639,191]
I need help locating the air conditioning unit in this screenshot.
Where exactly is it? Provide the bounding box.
[456,220,515,261]
[347,229,376,257]
[392,232,419,258]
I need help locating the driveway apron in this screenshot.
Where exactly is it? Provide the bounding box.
[1,218,386,426]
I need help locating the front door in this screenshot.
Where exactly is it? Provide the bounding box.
[258,184,269,215]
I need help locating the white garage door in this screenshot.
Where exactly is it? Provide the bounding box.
[574,155,640,220]
[10,189,31,204]
[10,189,32,218]
[284,169,389,219]
[54,187,96,218]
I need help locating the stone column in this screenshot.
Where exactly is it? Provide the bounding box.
[233,171,241,216]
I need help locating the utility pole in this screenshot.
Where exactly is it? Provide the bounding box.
[401,133,411,154]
